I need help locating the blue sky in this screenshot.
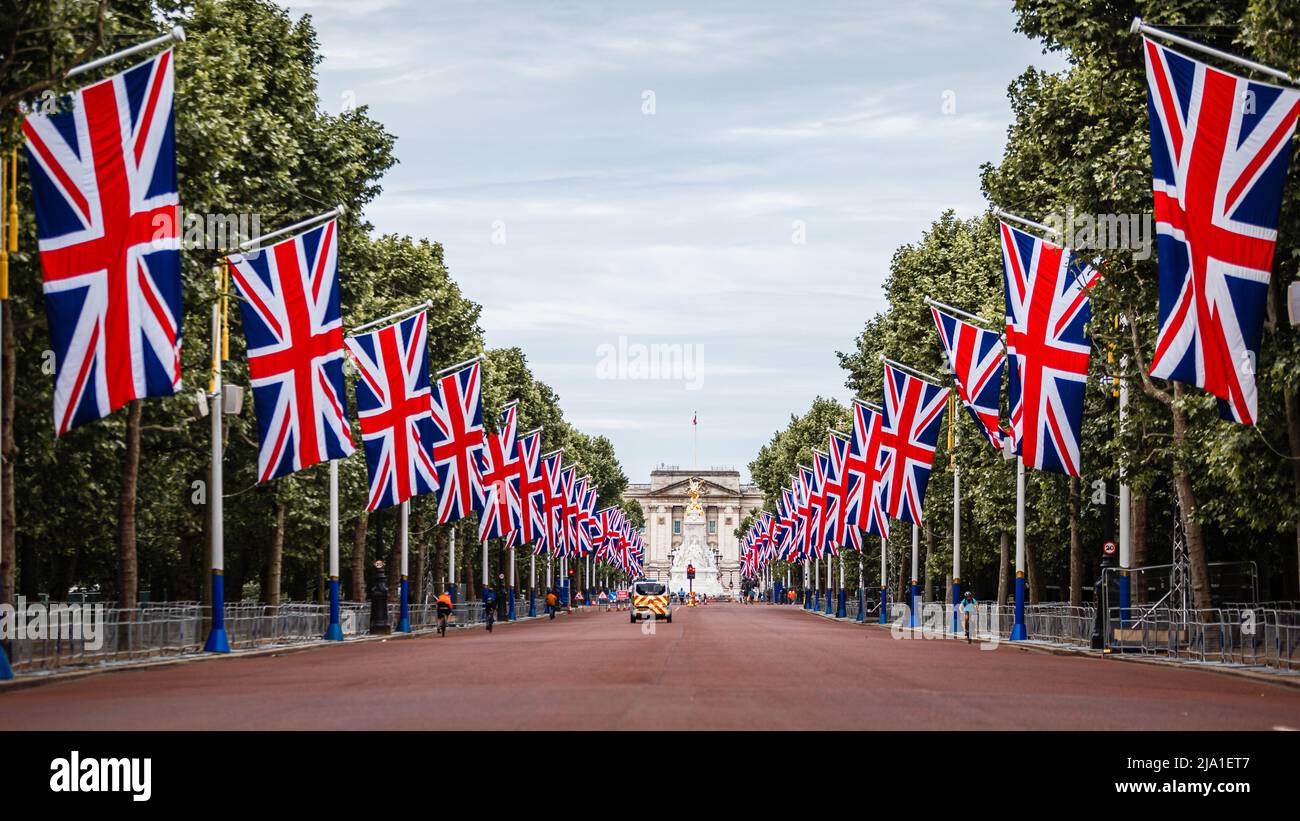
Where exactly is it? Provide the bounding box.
[285,0,1066,482]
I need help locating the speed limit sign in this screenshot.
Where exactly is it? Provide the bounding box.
[1102,540,1117,557]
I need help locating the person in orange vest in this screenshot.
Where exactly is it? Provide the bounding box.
[787,589,797,605]
[545,589,558,620]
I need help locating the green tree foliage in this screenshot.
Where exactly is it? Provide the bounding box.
[0,0,633,605]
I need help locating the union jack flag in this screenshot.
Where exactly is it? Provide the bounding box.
[592,507,621,559]
[999,221,1100,475]
[878,362,950,525]
[795,465,815,560]
[1142,38,1300,425]
[813,449,838,557]
[228,220,353,482]
[430,361,486,524]
[846,401,889,539]
[345,313,437,511]
[540,450,567,555]
[23,50,182,434]
[511,430,548,550]
[776,486,798,560]
[561,466,581,555]
[930,305,1006,450]
[478,404,521,542]
[826,432,863,552]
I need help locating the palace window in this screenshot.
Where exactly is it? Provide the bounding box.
[673,520,681,534]
[708,520,716,534]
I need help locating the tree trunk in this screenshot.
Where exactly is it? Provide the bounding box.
[1069,475,1083,607]
[317,544,326,604]
[117,399,142,609]
[265,500,285,608]
[1285,385,1300,598]
[431,529,444,597]
[1025,541,1042,604]
[351,513,367,602]
[1,300,15,609]
[997,531,1009,605]
[1171,385,1211,609]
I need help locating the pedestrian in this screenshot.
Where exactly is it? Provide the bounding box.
[960,591,978,643]
[545,589,558,620]
[787,589,796,606]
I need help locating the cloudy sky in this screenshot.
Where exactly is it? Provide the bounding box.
[284,0,1066,482]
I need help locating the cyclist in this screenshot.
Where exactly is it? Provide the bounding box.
[482,586,497,632]
[545,589,558,619]
[435,590,454,636]
[960,591,978,644]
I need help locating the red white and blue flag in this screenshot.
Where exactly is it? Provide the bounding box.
[228,219,353,482]
[478,403,521,542]
[813,449,837,557]
[878,362,950,525]
[1142,37,1300,425]
[430,360,487,524]
[511,429,548,550]
[930,304,1006,450]
[776,486,798,560]
[999,221,1100,475]
[23,49,182,434]
[540,450,567,555]
[846,400,889,539]
[826,432,862,552]
[346,312,438,511]
[795,465,814,560]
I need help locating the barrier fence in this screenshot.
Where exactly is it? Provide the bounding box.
[2,599,496,674]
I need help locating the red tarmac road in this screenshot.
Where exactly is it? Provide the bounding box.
[2,603,1298,730]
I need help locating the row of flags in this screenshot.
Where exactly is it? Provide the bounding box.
[741,32,1300,577]
[18,47,643,576]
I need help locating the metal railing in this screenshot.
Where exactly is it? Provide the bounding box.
[1,599,505,675]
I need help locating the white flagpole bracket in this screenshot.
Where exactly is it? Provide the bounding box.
[879,354,943,386]
[992,207,1061,240]
[437,352,485,376]
[349,299,432,336]
[1131,17,1296,86]
[237,205,345,252]
[67,26,185,79]
[924,295,994,328]
[852,397,883,413]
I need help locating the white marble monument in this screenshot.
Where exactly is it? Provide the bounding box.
[668,478,724,597]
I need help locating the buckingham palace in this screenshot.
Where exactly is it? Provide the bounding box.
[622,466,765,592]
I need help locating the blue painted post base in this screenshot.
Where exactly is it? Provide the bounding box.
[824,589,833,615]
[878,588,888,624]
[909,582,919,628]
[508,588,517,621]
[204,571,231,654]
[1118,573,1131,626]
[1009,574,1027,641]
[397,578,411,633]
[951,580,960,635]
[814,590,820,611]
[325,577,344,641]
[856,588,865,623]
[528,589,536,618]
[0,643,12,680]
[836,589,846,619]
[804,590,812,610]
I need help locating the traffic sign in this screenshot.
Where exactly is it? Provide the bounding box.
[1102,540,1117,556]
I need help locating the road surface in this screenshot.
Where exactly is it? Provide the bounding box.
[2,603,1297,729]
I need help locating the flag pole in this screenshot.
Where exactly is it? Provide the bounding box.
[397,500,411,632]
[237,205,345,253]
[910,524,919,630]
[1118,358,1132,624]
[1130,17,1297,85]
[992,208,1061,239]
[0,148,14,680]
[447,525,457,603]
[1011,459,1028,640]
[66,26,185,78]
[879,536,888,624]
[879,354,944,386]
[324,459,343,640]
[204,264,230,653]
[529,549,537,617]
[951,397,961,636]
[349,299,432,336]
